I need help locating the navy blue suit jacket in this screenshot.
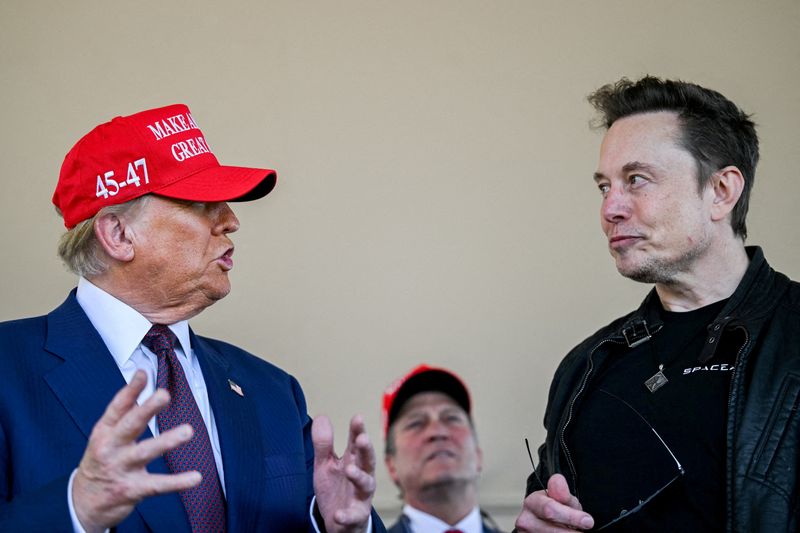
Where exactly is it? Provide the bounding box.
[0,291,383,532]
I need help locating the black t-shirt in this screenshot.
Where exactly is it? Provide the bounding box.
[567,297,734,532]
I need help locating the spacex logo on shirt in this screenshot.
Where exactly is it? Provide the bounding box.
[682,363,735,375]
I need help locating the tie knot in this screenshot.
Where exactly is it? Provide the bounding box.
[142,324,177,355]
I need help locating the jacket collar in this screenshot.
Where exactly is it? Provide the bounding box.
[606,246,790,362]
[44,290,192,532]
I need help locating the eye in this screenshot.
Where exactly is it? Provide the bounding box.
[174,199,207,211]
[403,419,424,431]
[628,174,646,186]
[597,183,610,197]
[442,411,468,425]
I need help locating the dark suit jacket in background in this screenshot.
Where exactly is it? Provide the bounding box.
[0,291,383,532]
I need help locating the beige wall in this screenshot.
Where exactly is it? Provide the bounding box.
[2,1,799,528]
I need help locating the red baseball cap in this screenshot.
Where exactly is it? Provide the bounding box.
[382,364,471,437]
[53,103,277,229]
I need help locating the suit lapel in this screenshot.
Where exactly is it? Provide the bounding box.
[192,332,266,531]
[42,291,190,533]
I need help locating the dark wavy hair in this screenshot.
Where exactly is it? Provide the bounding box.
[588,76,758,240]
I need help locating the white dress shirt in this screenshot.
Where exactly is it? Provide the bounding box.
[67,277,224,532]
[75,276,226,484]
[402,504,483,533]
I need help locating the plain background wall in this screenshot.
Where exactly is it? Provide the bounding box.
[2,1,799,528]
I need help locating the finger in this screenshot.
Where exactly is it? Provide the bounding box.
[312,415,335,466]
[123,424,194,468]
[522,490,594,530]
[98,371,149,428]
[113,388,171,445]
[548,474,582,509]
[515,509,581,533]
[344,462,376,496]
[132,470,203,500]
[346,414,366,448]
[347,419,375,475]
[333,506,370,528]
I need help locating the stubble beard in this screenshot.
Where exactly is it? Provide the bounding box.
[615,243,707,285]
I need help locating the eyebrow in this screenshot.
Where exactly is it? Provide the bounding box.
[593,161,660,182]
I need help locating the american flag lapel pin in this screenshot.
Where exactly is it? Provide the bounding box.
[228,379,244,397]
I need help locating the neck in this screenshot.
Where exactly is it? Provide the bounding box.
[655,239,749,312]
[87,272,208,324]
[406,481,478,526]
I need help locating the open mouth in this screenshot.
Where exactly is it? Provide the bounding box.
[218,247,234,270]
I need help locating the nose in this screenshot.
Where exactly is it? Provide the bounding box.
[214,202,240,235]
[424,418,450,441]
[601,185,631,225]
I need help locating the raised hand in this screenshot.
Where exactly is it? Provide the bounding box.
[312,415,376,533]
[72,370,201,533]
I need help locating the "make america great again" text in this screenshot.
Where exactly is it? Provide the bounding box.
[146,111,213,162]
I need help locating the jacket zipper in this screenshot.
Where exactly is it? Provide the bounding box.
[558,322,663,495]
[559,337,623,494]
[725,325,750,533]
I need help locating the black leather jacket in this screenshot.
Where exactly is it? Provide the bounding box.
[526,246,800,532]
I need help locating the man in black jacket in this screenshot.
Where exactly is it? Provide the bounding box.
[515,77,800,532]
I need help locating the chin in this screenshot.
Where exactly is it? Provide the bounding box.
[616,259,676,285]
[204,280,232,303]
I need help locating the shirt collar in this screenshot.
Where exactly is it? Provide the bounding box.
[402,504,482,533]
[76,277,192,365]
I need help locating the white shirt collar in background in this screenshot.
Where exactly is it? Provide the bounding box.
[402,504,482,533]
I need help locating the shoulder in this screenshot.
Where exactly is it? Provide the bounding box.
[0,308,57,356]
[781,277,800,311]
[191,333,310,410]
[0,314,47,338]
[555,310,637,375]
[193,333,297,383]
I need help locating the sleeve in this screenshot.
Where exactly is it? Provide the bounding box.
[0,400,82,532]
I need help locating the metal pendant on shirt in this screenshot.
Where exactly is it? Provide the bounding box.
[644,364,668,393]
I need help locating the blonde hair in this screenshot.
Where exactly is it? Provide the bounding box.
[56,196,151,276]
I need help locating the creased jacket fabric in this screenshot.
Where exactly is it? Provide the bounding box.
[526,246,800,532]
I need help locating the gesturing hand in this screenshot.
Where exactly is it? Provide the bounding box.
[72,370,201,533]
[312,415,376,533]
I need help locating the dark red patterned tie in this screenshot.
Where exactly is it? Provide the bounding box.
[444,530,464,533]
[142,324,226,532]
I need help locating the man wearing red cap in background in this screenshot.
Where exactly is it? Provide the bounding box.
[0,104,385,533]
[382,365,503,533]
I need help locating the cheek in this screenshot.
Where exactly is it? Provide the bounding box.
[172,236,213,271]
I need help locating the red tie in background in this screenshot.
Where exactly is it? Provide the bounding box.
[142,324,227,532]
[444,530,464,533]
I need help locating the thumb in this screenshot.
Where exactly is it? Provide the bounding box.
[312,415,335,466]
[548,473,579,508]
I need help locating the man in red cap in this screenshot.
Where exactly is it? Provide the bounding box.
[382,365,503,533]
[0,104,384,533]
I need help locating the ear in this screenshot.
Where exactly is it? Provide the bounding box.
[385,454,400,485]
[93,212,136,263]
[708,166,745,222]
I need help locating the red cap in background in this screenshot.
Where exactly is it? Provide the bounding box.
[382,364,471,438]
